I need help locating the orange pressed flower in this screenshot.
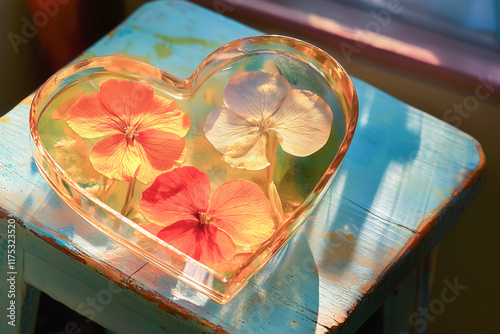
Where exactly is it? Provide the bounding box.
[139,166,275,266]
[66,79,190,184]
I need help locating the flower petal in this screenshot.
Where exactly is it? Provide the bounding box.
[98,79,154,126]
[54,137,101,182]
[140,166,210,226]
[157,220,236,266]
[224,132,269,171]
[135,96,191,137]
[134,129,186,184]
[52,89,86,120]
[271,89,333,157]
[209,179,274,246]
[67,93,122,138]
[89,133,141,182]
[204,106,256,153]
[224,72,290,120]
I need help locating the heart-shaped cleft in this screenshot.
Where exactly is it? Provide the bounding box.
[29,35,358,303]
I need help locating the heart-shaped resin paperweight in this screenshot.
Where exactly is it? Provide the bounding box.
[29,35,358,303]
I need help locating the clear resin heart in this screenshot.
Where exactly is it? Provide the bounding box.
[29,35,358,303]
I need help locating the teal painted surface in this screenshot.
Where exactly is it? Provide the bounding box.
[0,1,486,333]
[20,284,40,334]
[0,222,41,334]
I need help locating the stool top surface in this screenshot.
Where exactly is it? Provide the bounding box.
[0,1,486,333]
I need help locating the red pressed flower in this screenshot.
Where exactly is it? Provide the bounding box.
[139,166,274,266]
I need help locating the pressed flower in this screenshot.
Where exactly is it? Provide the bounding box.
[139,166,274,266]
[204,71,333,170]
[66,79,190,184]
[52,89,86,120]
[54,137,101,182]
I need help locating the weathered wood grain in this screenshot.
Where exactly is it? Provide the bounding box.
[0,1,486,333]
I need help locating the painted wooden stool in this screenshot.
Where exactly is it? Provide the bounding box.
[0,1,486,333]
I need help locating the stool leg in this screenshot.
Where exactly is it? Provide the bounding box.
[1,219,41,334]
[383,252,433,334]
[19,283,41,334]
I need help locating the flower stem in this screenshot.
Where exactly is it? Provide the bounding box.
[266,133,283,228]
[102,177,117,201]
[120,177,137,218]
[266,133,278,188]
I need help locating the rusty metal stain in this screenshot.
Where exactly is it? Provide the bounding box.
[431,187,445,201]
[107,26,120,39]
[124,282,229,334]
[317,231,356,282]
[154,43,173,59]
[129,24,219,49]
[240,294,266,311]
[152,33,219,49]
[415,143,487,238]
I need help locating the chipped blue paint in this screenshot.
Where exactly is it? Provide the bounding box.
[56,225,75,239]
[30,158,38,174]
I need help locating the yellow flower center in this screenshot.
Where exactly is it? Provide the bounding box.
[124,126,139,141]
[199,211,213,225]
[258,117,273,134]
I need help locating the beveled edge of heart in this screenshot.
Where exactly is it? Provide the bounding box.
[29,34,358,297]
